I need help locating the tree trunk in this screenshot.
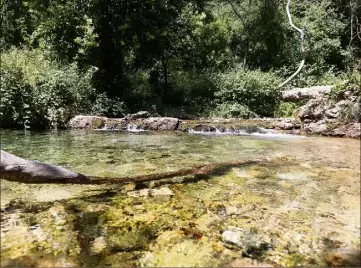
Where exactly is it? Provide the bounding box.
[0,150,265,185]
[0,150,90,183]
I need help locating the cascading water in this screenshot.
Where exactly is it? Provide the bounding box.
[126,123,146,132]
[188,126,304,139]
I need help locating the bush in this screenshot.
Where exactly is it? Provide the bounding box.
[211,102,258,119]
[212,70,281,117]
[91,93,128,117]
[329,68,361,101]
[274,101,305,118]
[0,48,95,129]
[170,70,217,108]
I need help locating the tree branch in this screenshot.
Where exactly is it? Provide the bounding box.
[279,0,306,88]
[356,18,361,41]
[228,0,248,31]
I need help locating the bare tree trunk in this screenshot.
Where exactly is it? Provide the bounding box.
[0,150,265,185]
[0,150,90,183]
[278,0,306,88]
[357,18,361,41]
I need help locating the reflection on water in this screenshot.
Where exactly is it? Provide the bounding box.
[0,130,360,267]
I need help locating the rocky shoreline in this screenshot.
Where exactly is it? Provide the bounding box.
[69,113,360,138]
[68,85,360,138]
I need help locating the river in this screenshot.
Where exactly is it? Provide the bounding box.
[1,130,360,267]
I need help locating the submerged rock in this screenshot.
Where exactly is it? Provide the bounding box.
[224,258,274,267]
[127,187,174,197]
[324,248,361,267]
[276,172,310,181]
[90,236,107,254]
[221,227,269,255]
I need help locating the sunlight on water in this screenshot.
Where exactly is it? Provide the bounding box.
[0,130,360,267]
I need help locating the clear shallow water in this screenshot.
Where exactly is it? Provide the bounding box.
[0,130,360,267]
[0,130,303,178]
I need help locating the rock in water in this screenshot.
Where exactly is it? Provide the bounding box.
[69,115,107,129]
[324,248,361,267]
[138,117,179,131]
[0,150,90,183]
[224,258,274,267]
[221,227,270,255]
[127,187,174,197]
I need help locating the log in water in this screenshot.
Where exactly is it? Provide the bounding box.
[0,150,265,185]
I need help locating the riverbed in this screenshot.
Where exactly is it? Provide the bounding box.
[0,130,360,267]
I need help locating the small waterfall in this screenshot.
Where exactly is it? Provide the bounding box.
[188,126,259,136]
[188,126,304,139]
[94,123,146,132]
[126,124,146,132]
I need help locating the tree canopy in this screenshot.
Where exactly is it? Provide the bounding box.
[1,0,360,128]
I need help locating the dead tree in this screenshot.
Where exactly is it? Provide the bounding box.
[0,150,265,185]
[279,0,306,88]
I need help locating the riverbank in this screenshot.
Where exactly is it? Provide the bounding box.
[68,114,360,138]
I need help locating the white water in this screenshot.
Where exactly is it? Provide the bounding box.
[126,124,146,132]
[188,127,305,140]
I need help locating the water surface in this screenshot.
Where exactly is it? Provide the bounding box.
[1,130,360,267]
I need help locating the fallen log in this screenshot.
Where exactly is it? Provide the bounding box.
[0,150,90,183]
[280,85,333,101]
[0,150,265,185]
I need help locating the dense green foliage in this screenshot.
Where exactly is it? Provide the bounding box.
[329,68,361,100]
[1,0,360,128]
[0,48,95,129]
[212,70,281,117]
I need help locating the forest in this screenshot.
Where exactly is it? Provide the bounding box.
[1,0,360,129]
[1,1,361,267]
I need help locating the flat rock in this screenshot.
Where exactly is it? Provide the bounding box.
[281,86,332,101]
[221,227,268,253]
[138,117,179,131]
[69,115,107,129]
